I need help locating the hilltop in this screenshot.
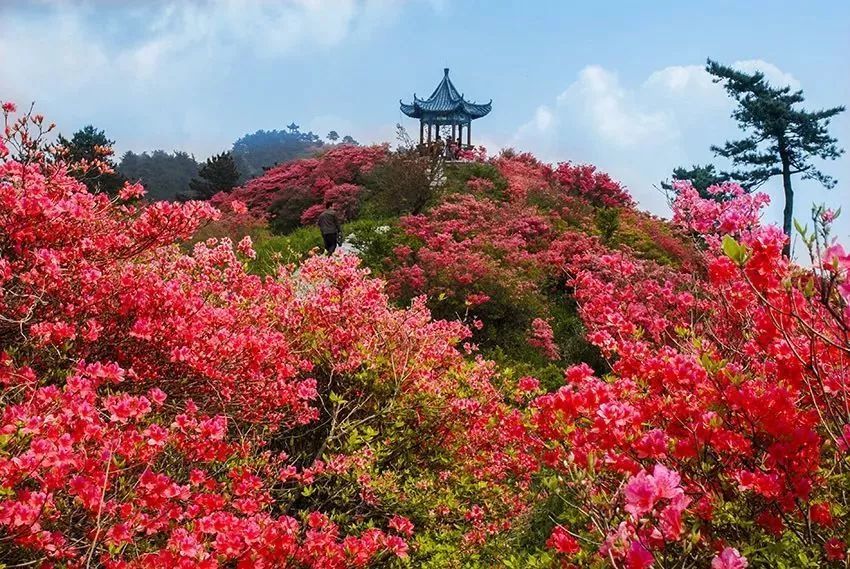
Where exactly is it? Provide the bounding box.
[2,105,850,568]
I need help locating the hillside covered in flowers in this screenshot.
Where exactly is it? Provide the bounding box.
[3,102,850,569]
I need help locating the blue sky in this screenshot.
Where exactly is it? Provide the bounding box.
[2,0,849,240]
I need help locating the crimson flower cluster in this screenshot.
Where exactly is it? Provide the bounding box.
[0,105,530,567]
[212,144,388,222]
[533,181,850,566]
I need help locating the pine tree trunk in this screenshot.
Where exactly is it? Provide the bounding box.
[778,139,794,257]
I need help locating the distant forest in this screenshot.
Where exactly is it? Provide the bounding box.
[60,123,360,201]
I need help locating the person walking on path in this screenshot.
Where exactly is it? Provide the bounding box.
[316,201,342,255]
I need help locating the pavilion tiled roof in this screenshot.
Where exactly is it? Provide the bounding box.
[400,68,491,121]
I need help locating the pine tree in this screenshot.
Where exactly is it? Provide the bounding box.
[119,150,199,201]
[706,59,845,253]
[56,125,125,194]
[327,130,340,143]
[661,164,732,201]
[185,152,240,200]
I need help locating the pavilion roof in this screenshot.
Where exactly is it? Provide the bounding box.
[400,68,492,121]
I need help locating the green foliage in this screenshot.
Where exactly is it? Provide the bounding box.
[56,125,125,194]
[706,57,845,238]
[248,226,323,274]
[231,126,323,181]
[443,161,509,200]
[607,211,697,268]
[268,187,316,235]
[184,151,240,200]
[594,207,620,243]
[721,235,749,265]
[360,149,440,217]
[118,149,199,201]
[545,286,609,374]
[708,499,824,568]
[343,218,416,275]
[661,163,732,201]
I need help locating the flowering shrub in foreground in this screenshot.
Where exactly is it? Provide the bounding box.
[212,144,388,226]
[533,181,850,567]
[6,102,850,568]
[0,106,531,567]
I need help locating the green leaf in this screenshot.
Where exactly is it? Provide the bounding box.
[721,235,747,265]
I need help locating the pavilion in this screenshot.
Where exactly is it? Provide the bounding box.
[400,68,491,149]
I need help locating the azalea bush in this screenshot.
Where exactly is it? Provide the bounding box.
[528,181,850,567]
[0,104,531,567]
[382,150,674,368]
[4,102,850,569]
[211,144,388,232]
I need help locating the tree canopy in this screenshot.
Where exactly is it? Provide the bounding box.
[184,151,240,200]
[662,163,732,201]
[118,149,200,201]
[55,125,125,194]
[230,127,323,181]
[706,58,845,247]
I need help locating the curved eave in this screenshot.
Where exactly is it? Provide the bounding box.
[463,99,492,119]
[401,98,492,121]
[400,100,420,118]
[408,97,491,115]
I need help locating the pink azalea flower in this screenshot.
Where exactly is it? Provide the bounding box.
[712,547,748,569]
[624,471,657,518]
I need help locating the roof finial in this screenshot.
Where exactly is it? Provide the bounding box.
[444,67,450,76]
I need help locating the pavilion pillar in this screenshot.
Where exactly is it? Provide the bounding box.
[458,123,463,147]
[466,121,471,146]
[419,121,424,144]
[426,122,432,144]
[451,124,456,143]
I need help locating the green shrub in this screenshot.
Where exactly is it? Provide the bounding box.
[594,206,621,243]
[443,162,508,200]
[360,151,439,217]
[268,186,316,235]
[248,226,323,274]
[344,218,419,276]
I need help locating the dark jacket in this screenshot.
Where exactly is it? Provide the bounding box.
[317,208,341,235]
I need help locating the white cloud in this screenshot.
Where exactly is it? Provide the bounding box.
[554,65,675,147]
[534,105,554,132]
[644,64,715,94]
[732,59,801,90]
[0,0,399,157]
[510,59,847,236]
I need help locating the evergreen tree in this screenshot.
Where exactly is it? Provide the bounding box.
[327,130,340,143]
[185,152,240,200]
[231,128,323,181]
[118,150,199,201]
[56,125,125,194]
[661,164,732,201]
[706,59,845,251]
[341,135,359,146]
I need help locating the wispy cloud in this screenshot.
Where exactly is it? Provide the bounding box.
[509,60,850,233]
[0,0,400,155]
